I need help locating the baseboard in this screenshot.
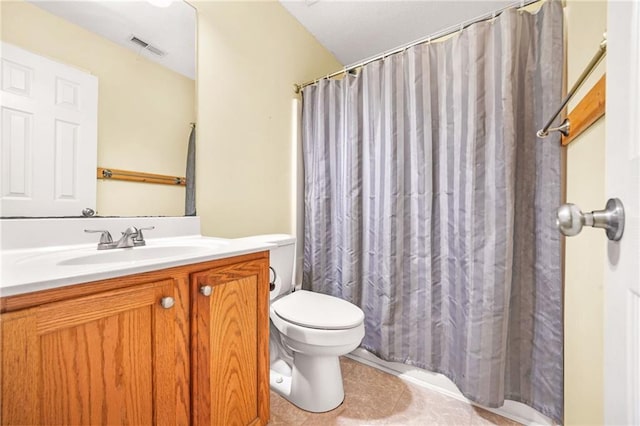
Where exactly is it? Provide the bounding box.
[346,348,554,426]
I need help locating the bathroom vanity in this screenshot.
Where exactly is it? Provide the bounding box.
[0,217,270,425]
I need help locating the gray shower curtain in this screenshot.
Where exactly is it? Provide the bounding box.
[301,1,563,422]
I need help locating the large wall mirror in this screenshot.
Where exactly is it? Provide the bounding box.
[1,0,196,218]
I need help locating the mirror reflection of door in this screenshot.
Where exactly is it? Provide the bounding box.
[0,0,196,218]
[1,42,98,217]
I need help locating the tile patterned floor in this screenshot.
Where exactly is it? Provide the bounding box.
[269,357,521,426]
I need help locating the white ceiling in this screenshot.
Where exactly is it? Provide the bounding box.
[27,0,196,80]
[27,1,518,80]
[280,0,515,66]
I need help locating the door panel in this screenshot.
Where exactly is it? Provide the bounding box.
[604,0,640,423]
[1,107,32,199]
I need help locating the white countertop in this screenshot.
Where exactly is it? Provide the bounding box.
[0,217,274,297]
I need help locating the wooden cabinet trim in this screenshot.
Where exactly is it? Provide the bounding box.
[35,279,173,335]
[1,308,41,425]
[256,258,270,425]
[173,275,191,425]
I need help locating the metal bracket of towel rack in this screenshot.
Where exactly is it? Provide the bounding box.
[537,36,607,138]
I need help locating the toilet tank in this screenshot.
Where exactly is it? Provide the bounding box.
[243,234,296,298]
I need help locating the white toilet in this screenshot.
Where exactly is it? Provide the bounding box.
[252,234,365,413]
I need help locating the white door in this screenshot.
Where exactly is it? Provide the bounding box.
[0,42,97,217]
[604,1,640,424]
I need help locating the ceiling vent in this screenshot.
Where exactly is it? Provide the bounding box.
[129,35,167,57]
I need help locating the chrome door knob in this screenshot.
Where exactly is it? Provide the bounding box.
[556,198,625,241]
[556,203,584,237]
[200,285,213,297]
[160,297,175,309]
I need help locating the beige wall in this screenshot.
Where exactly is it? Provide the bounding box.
[564,1,607,424]
[1,0,195,217]
[193,0,341,238]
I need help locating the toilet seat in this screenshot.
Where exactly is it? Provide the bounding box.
[271,290,364,330]
[255,234,366,413]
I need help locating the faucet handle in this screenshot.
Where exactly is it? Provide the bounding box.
[121,226,139,235]
[84,229,113,244]
[133,226,155,246]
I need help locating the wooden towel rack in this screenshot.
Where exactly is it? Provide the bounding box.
[97,167,186,186]
[562,74,606,145]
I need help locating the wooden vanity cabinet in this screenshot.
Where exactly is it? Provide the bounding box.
[0,251,270,426]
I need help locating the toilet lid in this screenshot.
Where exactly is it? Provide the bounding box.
[272,290,364,330]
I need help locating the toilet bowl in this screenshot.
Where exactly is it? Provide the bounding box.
[270,289,365,412]
[247,234,365,413]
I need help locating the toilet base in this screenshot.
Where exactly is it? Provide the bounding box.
[270,353,345,413]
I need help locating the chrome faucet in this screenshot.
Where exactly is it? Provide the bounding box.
[116,226,139,248]
[85,226,154,250]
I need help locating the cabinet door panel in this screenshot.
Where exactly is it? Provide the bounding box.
[192,258,269,426]
[211,275,258,424]
[40,305,154,425]
[0,279,177,426]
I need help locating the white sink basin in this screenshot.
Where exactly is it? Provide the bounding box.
[1,218,275,298]
[57,245,215,265]
[13,238,230,268]
[1,236,271,297]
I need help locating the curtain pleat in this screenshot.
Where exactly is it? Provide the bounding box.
[301,1,564,422]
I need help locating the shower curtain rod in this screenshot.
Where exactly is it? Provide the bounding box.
[294,0,543,94]
[536,37,607,138]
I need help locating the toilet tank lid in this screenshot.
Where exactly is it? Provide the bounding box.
[240,234,295,246]
[271,290,364,330]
